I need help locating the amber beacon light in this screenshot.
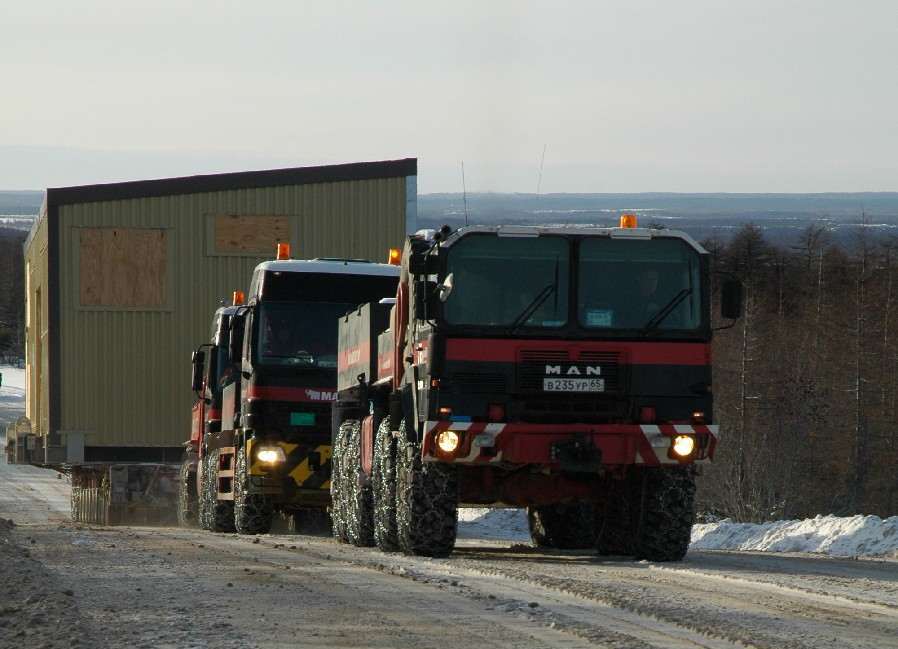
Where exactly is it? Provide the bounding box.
[388,248,402,265]
[232,290,245,306]
[619,213,638,228]
[276,242,291,260]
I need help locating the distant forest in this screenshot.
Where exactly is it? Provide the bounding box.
[699,223,898,520]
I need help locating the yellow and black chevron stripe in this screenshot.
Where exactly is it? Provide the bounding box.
[247,439,332,490]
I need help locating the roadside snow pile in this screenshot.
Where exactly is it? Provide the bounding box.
[0,365,25,392]
[691,514,898,557]
[457,507,530,542]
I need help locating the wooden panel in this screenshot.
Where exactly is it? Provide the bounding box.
[214,215,289,254]
[79,228,167,307]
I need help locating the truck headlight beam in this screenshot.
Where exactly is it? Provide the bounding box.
[436,430,461,454]
[256,446,286,464]
[671,435,695,458]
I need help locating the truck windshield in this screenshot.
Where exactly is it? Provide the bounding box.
[578,238,701,331]
[256,301,355,368]
[443,235,570,328]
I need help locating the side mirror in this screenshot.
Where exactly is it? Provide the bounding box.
[191,350,205,392]
[414,280,440,320]
[721,279,743,320]
[438,273,454,302]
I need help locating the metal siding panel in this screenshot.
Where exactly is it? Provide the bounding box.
[23,212,50,436]
[56,175,408,448]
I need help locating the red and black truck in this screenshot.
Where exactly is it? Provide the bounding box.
[179,297,246,528]
[185,245,399,535]
[331,218,741,560]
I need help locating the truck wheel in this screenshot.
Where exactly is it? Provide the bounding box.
[207,449,236,533]
[345,420,375,547]
[176,459,198,528]
[395,421,458,557]
[595,474,636,556]
[198,454,211,530]
[631,467,696,562]
[527,502,596,549]
[372,419,399,552]
[234,445,273,535]
[330,419,353,543]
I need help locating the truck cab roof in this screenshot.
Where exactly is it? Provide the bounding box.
[249,258,400,303]
[436,225,708,255]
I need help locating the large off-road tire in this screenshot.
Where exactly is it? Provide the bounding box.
[205,449,236,533]
[527,502,597,549]
[176,458,198,528]
[345,421,375,547]
[372,419,399,552]
[631,467,696,562]
[198,453,212,531]
[330,420,354,543]
[595,473,637,556]
[234,445,273,535]
[395,421,458,557]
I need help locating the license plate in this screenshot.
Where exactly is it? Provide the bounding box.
[543,378,605,392]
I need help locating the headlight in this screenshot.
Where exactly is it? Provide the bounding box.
[256,446,286,464]
[436,430,461,454]
[671,435,695,458]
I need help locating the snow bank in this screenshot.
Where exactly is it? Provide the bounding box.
[0,365,26,426]
[691,515,898,557]
[0,365,25,392]
[458,507,898,558]
[457,507,530,542]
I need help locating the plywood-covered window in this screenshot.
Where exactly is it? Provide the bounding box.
[79,228,167,307]
[212,215,289,255]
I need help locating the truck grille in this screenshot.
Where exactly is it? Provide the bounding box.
[517,349,624,393]
[448,372,507,394]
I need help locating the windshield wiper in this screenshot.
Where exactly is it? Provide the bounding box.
[643,288,692,332]
[508,283,556,334]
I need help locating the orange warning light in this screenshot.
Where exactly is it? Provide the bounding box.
[276,242,291,260]
[232,290,245,306]
[388,248,401,265]
[619,213,638,229]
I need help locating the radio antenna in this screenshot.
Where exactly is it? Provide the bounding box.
[536,144,547,198]
[461,161,469,226]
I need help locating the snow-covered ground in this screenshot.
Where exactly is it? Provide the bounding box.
[692,515,898,557]
[458,507,530,542]
[460,507,898,558]
[0,364,26,428]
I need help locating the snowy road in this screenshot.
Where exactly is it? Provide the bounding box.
[2,463,897,649]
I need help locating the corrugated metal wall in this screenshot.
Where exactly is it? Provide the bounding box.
[56,176,407,448]
[24,208,49,436]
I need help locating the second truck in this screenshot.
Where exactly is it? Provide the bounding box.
[180,244,399,534]
[332,218,741,560]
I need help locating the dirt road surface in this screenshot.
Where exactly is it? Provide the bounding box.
[2,457,897,649]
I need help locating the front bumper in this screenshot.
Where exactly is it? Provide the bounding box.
[421,421,719,467]
[246,438,333,494]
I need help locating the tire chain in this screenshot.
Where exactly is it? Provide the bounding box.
[176,459,198,528]
[330,420,354,543]
[632,467,696,562]
[204,449,235,533]
[395,421,459,558]
[234,445,274,535]
[372,418,399,551]
[345,420,375,547]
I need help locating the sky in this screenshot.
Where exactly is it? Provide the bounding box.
[1,1,896,193]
